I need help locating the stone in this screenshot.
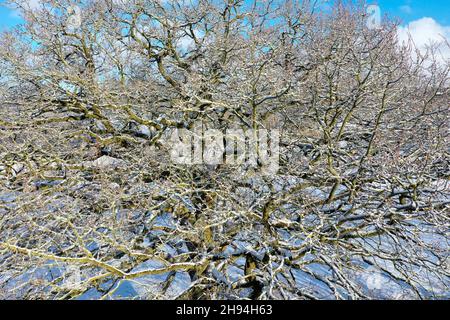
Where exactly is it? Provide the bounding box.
[338,141,348,149]
[91,156,126,170]
[92,120,107,133]
[32,179,63,189]
[12,163,25,176]
[109,182,121,190]
[127,122,154,139]
[137,124,152,138]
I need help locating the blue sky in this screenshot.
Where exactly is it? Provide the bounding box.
[0,3,16,31]
[0,0,449,32]
[376,0,449,25]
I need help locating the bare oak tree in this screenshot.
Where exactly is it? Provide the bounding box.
[0,0,448,299]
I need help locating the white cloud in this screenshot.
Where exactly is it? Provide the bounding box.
[8,0,42,18]
[399,5,412,15]
[13,0,42,10]
[397,17,450,63]
[27,0,42,8]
